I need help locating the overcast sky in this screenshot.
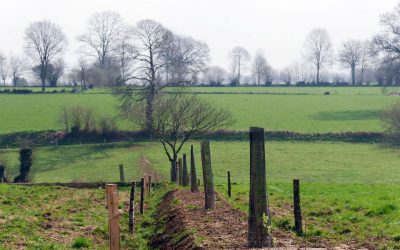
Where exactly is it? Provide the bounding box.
[0,0,399,71]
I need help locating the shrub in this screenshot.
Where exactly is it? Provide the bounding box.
[381,101,400,144]
[13,148,34,183]
[61,89,66,93]
[99,116,118,135]
[324,91,330,95]
[72,237,92,248]
[59,106,97,135]
[52,90,58,93]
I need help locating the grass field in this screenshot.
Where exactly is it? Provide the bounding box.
[0,87,399,134]
[2,140,400,247]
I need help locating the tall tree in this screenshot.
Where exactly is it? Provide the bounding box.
[9,56,25,87]
[303,28,333,84]
[339,39,363,85]
[78,11,124,67]
[0,53,7,87]
[252,50,268,85]
[24,20,67,92]
[117,19,209,131]
[229,46,250,86]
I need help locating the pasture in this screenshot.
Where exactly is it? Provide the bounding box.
[1,86,400,248]
[0,86,399,134]
[2,140,400,247]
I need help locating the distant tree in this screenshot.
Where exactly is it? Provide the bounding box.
[10,56,26,87]
[359,40,374,85]
[205,66,227,85]
[0,53,8,87]
[47,60,65,87]
[382,101,400,143]
[374,3,400,61]
[280,67,293,85]
[338,39,363,85]
[252,50,268,85]
[163,35,209,85]
[229,46,250,86]
[303,28,333,84]
[24,20,67,92]
[114,26,137,83]
[78,11,124,68]
[117,19,209,131]
[74,58,89,90]
[120,92,233,181]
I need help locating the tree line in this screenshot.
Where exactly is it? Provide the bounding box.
[2,3,400,88]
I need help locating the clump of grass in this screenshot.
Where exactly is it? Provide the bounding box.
[72,237,92,248]
[366,204,398,216]
[274,218,292,230]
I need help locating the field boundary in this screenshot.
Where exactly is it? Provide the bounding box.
[0,129,386,149]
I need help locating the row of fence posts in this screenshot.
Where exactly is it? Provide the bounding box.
[105,172,153,250]
[105,126,304,249]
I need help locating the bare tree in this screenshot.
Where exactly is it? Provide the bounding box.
[280,67,293,85]
[164,35,209,84]
[78,11,124,67]
[229,46,250,86]
[120,92,233,181]
[359,41,374,85]
[117,19,209,131]
[10,56,26,87]
[303,28,333,84]
[115,26,138,83]
[24,20,67,92]
[47,59,65,87]
[338,39,363,85]
[382,101,400,144]
[252,50,268,85]
[0,53,7,87]
[205,66,227,85]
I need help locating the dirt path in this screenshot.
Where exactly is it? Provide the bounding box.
[138,155,162,182]
[152,189,299,249]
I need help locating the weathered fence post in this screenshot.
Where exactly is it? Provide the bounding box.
[175,162,179,184]
[182,154,189,187]
[119,164,125,182]
[227,171,232,198]
[140,178,145,214]
[129,182,135,234]
[148,175,152,196]
[190,145,199,192]
[293,179,303,235]
[201,141,215,210]
[248,127,272,248]
[178,158,183,186]
[106,184,120,250]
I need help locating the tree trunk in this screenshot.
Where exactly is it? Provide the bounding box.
[351,64,356,85]
[316,65,320,84]
[170,158,177,182]
[146,84,155,132]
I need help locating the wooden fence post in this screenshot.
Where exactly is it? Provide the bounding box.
[227,171,232,198]
[178,158,183,186]
[190,145,198,192]
[201,141,215,210]
[119,164,125,182]
[248,127,272,248]
[182,154,189,187]
[148,175,152,196]
[293,179,303,235]
[175,162,179,184]
[140,178,145,214]
[129,182,135,234]
[106,184,120,250]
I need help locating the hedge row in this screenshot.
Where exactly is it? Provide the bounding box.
[0,129,386,149]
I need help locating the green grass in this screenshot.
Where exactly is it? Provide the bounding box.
[0,87,399,134]
[2,140,400,247]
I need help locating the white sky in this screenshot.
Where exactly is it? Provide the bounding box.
[0,0,398,71]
